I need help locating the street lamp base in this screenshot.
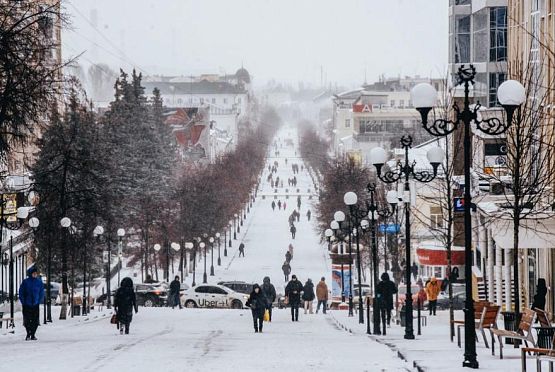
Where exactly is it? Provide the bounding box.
[462,360,479,369]
[217,258,221,265]
[233,233,237,240]
[404,333,415,340]
[224,249,228,256]
[203,273,207,283]
[210,266,214,276]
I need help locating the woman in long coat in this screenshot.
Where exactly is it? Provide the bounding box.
[114,277,138,335]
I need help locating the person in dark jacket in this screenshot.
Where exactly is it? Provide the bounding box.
[18,266,44,340]
[532,278,548,311]
[285,275,303,321]
[261,277,277,322]
[290,224,296,239]
[376,272,397,326]
[302,279,315,314]
[239,242,245,257]
[282,261,291,281]
[306,210,311,221]
[245,284,268,333]
[168,276,181,309]
[285,250,292,263]
[271,201,276,211]
[114,277,138,335]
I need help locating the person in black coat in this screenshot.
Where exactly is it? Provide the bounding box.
[302,279,315,314]
[282,261,291,281]
[285,275,303,322]
[114,277,138,335]
[261,276,277,322]
[246,284,268,333]
[290,224,296,239]
[168,276,182,309]
[532,278,548,311]
[376,272,397,326]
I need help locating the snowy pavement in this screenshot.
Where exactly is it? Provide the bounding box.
[2,124,525,372]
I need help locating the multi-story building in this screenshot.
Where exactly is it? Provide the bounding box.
[143,67,252,153]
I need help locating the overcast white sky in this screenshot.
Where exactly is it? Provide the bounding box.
[63,0,448,88]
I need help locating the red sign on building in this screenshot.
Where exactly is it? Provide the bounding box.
[352,104,372,113]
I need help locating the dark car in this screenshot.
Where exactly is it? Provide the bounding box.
[135,284,167,307]
[217,281,253,295]
[43,282,60,302]
[436,290,466,310]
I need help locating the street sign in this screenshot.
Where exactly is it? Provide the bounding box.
[454,197,465,212]
[378,223,400,234]
[102,251,109,263]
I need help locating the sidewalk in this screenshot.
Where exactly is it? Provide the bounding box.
[331,308,533,371]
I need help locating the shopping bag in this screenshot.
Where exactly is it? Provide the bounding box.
[263,309,270,322]
[110,314,118,324]
[284,296,289,305]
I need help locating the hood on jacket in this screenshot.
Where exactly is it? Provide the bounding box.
[430,277,437,283]
[263,276,270,284]
[120,277,133,288]
[27,265,38,277]
[381,272,390,281]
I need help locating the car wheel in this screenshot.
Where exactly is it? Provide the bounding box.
[231,300,243,309]
[185,300,197,308]
[143,297,155,307]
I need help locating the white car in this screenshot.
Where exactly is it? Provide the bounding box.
[180,284,248,309]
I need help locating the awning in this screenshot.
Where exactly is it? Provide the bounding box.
[489,218,555,249]
[416,241,465,266]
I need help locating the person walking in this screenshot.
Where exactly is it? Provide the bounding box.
[271,201,276,211]
[239,242,245,257]
[278,200,282,210]
[288,243,294,259]
[306,210,311,221]
[290,224,296,239]
[425,277,441,316]
[246,284,268,333]
[285,250,292,263]
[285,275,303,321]
[18,266,44,341]
[282,261,291,281]
[283,202,287,210]
[316,277,328,314]
[376,272,397,326]
[114,277,138,335]
[297,196,301,210]
[532,278,548,311]
[302,278,315,314]
[168,276,182,309]
[261,277,276,322]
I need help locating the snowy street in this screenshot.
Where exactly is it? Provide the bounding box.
[1,126,411,372]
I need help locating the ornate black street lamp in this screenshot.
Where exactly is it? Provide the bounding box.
[188,241,197,287]
[370,135,444,340]
[171,242,182,281]
[411,65,525,368]
[216,233,221,266]
[331,210,354,316]
[233,214,238,239]
[209,237,215,276]
[227,220,232,250]
[201,241,207,284]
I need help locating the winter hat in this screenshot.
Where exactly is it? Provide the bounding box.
[381,272,390,281]
[27,265,38,276]
[292,274,297,280]
[321,277,325,281]
[263,276,270,283]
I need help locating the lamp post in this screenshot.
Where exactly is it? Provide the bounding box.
[331,210,353,315]
[234,213,239,237]
[153,243,161,281]
[171,242,181,281]
[187,241,196,287]
[201,242,207,283]
[330,220,345,303]
[411,67,524,368]
[28,217,47,323]
[209,237,215,276]
[325,229,333,251]
[216,233,221,265]
[370,135,444,340]
[116,228,125,285]
[345,186,397,332]
[227,221,232,250]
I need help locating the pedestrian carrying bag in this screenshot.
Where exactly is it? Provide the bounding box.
[263,309,270,322]
[110,314,117,324]
[284,296,289,305]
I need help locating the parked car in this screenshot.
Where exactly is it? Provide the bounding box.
[353,283,372,306]
[217,281,253,295]
[181,284,248,309]
[135,283,167,307]
[436,290,466,310]
[43,282,60,302]
[396,284,422,309]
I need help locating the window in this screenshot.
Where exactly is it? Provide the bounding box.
[454,15,471,63]
[177,98,183,104]
[430,206,443,229]
[195,286,210,293]
[208,287,228,295]
[399,99,405,108]
[489,73,506,107]
[490,7,507,62]
[345,119,351,128]
[223,98,228,104]
[390,100,395,107]
[473,9,489,62]
[237,97,242,104]
[211,98,216,104]
[200,98,204,104]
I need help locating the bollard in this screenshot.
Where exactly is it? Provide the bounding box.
[417,297,422,336]
[366,297,371,335]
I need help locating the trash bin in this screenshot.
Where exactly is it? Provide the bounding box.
[502,312,521,346]
[535,327,555,350]
[400,305,406,327]
[72,305,81,316]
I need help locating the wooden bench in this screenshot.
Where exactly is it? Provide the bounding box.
[491,308,537,359]
[455,303,500,349]
[521,334,555,372]
[453,300,490,347]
